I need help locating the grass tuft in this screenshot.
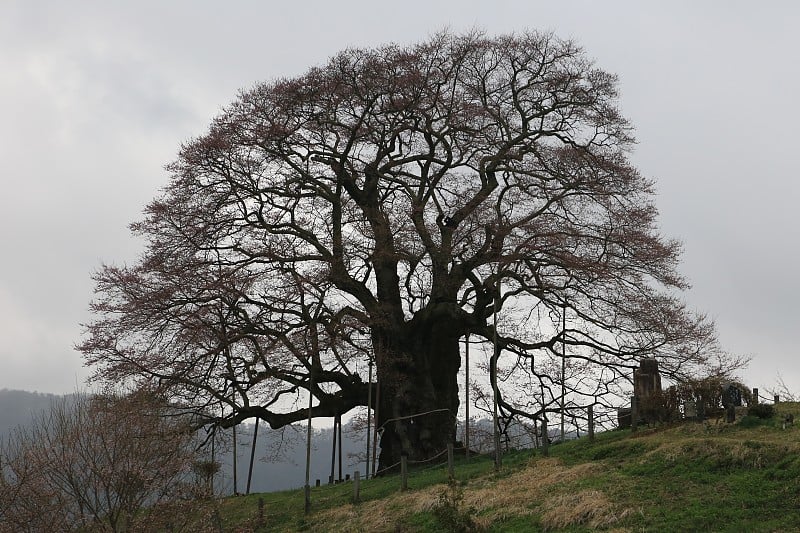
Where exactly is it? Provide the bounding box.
[539,489,631,530]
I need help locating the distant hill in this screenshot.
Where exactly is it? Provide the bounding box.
[0,389,369,494]
[214,421,370,494]
[0,389,64,436]
[0,390,540,494]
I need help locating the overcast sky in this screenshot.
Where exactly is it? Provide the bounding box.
[2,1,798,395]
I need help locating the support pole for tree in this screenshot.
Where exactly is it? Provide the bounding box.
[492,274,502,471]
[304,372,314,515]
[561,302,566,443]
[337,413,343,482]
[465,334,470,460]
[329,413,337,484]
[366,358,372,477]
[372,372,381,478]
[232,398,238,496]
[246,418,259,495]
[210,421,217,494]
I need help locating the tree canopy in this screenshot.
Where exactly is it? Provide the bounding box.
[79,31,735,470]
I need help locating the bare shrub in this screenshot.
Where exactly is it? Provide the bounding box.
[0,389,204,532]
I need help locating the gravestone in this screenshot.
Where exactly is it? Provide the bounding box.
[722,384,742,408]
[618,359,666,429]
[720,384,742,423]
[634,358,663,398]
[635,359,664,424]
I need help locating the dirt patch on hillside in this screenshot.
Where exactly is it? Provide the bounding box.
[311,457,631,532]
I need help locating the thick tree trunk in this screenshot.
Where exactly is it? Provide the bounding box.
[374,322,461,473]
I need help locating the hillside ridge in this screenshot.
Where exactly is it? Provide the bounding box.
[212,402,800,532]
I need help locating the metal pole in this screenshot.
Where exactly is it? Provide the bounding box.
[366,358,372,477]
[329,413,337,484]
[561,302,566,443]
[372,378,380,477]
[246,418,259,495]
[232,394,238,496]
[209,434,215,495]
[492,270,502,470]
[337,413,343,482]
[304,372,314,514]
[465,334,470,460]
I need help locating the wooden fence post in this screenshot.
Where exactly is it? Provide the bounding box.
[353,471,361,504]
[541,420,549,457]
[752,388,759,405]
[257,497,265,528]
[447,443,454,479]
[213,509,223,532]
[401,455,408,491]
[775,395,780,404]
[588,405,595,442]
[631,396,638,432]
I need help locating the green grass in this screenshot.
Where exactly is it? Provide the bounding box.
[207,403,800,532]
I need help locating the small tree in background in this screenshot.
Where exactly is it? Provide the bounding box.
[0,390,204,532]
[766,375,797,403]
[675,375,751,420]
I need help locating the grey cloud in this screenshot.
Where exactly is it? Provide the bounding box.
[1,1,798,394]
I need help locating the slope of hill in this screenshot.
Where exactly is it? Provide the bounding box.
[211,402,800,532]
[0,389,63,436]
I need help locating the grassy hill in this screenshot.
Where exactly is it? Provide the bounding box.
[207,402,800,532]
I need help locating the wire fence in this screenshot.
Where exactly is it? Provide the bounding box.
[308,386,786,497]
[228,386,791,520]
[296,403,615,509]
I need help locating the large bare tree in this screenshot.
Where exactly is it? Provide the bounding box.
[79,31,732,471]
